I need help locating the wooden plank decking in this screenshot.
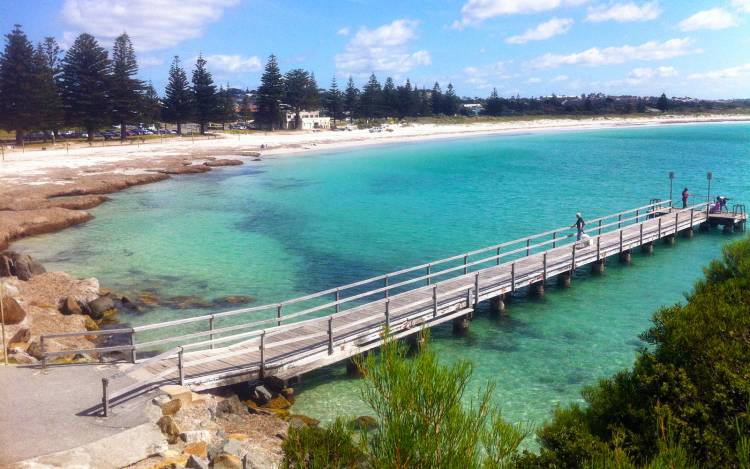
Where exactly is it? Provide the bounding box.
[109,203,732,405]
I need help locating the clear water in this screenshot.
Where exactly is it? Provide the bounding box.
[14,123,750,430]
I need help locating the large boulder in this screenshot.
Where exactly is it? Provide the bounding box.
[87,295,115,320]
[60,296,83,315]
[0,254,12,277]
[156,415,181,444]
[250,385,273,405]
[9,327,30,344]
[1,296,26,324]
[9,252,46,280]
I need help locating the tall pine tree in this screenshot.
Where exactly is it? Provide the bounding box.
[192,55,217,134]
[162,56,192,134]
[431,82,443,116]
[361,73,382,119]
[140,81,161,127]
[382,77,398,118]
[344,76,359,121]
[110,33,142,140]
[0,25,41,145]
[443,83,459,116]
[324,76,343,127]
[256,55,284,130]
[61,33,111,142]
[35,37,64,140]
[284,68,317,129]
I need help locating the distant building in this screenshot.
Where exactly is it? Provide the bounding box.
[462,103,484,115]
[282,110,332,130]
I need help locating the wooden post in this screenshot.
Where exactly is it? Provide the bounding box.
[129,330,137,363]
[209,316,215,350]
[525,239,530,256]
[674,212,679,235]
[596,236,601,261]
[385,300,391,328]
[259,331,265,378]
[511,263,516,293]
[277,304,282,326]
[571,244,577,272]
[496,247,501,266]
[658,217,662,238]
[102,378,109,417]
[384,276,389,299]
[542,252,547,282]
[335,289,340,313]
[474,272,480,305]
[617,214,622,229]
[640,223,644,245]
[619,230,623,253]
[466,288,472,308]
[178,347,185,385]
[598,219,602,235]
[432,285,438,317]
[426,265,431,285]
[552,232,557,248]
[328,317,334,355]
[463,254,468,274]
[635,209,640,222]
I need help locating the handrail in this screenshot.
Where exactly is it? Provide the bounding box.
[43,200,685,366]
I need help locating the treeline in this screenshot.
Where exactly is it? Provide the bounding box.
[253,54,461,130]
[0,25,234,144]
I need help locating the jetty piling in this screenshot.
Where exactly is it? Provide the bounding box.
[34,199,747,416]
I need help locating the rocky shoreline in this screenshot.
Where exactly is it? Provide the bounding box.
[0,156,246,251]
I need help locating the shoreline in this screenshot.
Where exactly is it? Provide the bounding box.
[1,114,749,251]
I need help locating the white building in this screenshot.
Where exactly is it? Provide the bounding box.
[282,110,332,130]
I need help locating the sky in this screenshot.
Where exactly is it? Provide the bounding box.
[3,0,750,99]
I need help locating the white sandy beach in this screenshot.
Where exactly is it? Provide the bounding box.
[1,114,749,183]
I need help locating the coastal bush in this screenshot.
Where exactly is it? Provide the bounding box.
[282,331,528,468]
[526,236,750,467]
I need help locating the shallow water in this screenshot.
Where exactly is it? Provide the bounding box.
[15,123,750,429]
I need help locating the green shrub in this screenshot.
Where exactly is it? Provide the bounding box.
[282,418,367,468]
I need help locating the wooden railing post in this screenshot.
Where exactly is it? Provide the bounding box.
[129,330,137,363]
[617,214,622,229]
[384,276,389,299]
[208,316,215,350]
[619,230,623,253]
[658,217,662,238]
[327,317,334,355]
[636,209,640,222]
[335,289,340,313]
[463,254,468,275]
[466,288,472,308]
[690,208,694,227]
[177,347,185,385]
[102,378,109,417]
[525,239,530,256]
[385,300,391,328]
[542,253,547,281]
[674,212,679,234]
[598,219,602,236]
[474,272,480,305]
[596,236,601,261]
[426,265,431,285]
[432,285,438,318]
[259,331,265,378]
[496,247,501,265]
[640,223,644,245]
[571,244,577,271]
[276,304,282,326]
[511,263,516,293]
[552,232,557,248]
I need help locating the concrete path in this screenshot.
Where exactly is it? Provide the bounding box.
[0,363,154,466]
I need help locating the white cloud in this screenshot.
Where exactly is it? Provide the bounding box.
[679,8,738,31]
[733,0,750,14]
[551,74,569,81]
[526,77,542,83]
[463,61,510,89]
[625,65,677,83]
[337,27,350,36]
[530,38,698,68]
[586,1,661,22]
[202,54,262,74]
[335,19,431,75]
[506,18,573,44]
[61,0,239,52]
[687,63,750,80]
[139,56,164,67]
[453,0,588,28]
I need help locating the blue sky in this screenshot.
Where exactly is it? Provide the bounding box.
[4,0,750,98]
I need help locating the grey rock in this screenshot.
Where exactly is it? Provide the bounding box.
[87,295,115,319]
[10,252,45,280]
[186,454,209,469]
[250,385,273,405]
[222,439,247,459]
[181,430,210,443]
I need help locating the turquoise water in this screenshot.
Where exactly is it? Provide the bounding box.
[15,123,750,430]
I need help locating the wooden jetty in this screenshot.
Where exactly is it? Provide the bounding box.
[39,199,746,415]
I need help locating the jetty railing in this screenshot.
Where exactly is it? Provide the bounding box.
[40,199,688,371]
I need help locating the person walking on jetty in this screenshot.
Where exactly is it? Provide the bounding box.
[682,187,690,208]
[573,213,586,240]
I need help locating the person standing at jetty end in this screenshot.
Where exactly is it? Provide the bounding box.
[682,187,690,208]
[573,213,586,240]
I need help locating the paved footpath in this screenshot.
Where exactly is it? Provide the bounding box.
[0,364,155,467]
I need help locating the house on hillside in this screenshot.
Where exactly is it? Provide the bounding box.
[282,110,332,130]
